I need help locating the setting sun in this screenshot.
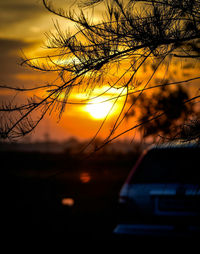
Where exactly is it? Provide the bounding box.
[85,98,113,119]
[85,98,115,120]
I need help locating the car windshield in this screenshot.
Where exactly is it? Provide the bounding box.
[130,146,200,184]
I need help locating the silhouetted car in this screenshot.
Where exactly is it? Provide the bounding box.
[114,142,200,238]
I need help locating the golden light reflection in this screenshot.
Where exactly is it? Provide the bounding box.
[80,172,91,183]
[61,198,74,206]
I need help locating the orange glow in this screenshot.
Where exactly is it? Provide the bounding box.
[85,98,116,120]
[80,172,91,183]
[61,198,74,206]
[46,85,127,121]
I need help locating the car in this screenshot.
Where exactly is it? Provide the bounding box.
[114,142,200,238]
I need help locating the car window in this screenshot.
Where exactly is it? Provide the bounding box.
[130,147,200,184]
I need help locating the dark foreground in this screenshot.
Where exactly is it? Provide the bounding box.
[2,150,199,245]
[2,151,135,235]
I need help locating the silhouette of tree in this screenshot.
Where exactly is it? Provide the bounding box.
[0,0,200,145]
[127,85,197,140]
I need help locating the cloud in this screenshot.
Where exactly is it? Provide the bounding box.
[0,38,39,86]
[0,0,80,28]
[0,1,45,27]
[0,38,33,56]
[0,0,51,40]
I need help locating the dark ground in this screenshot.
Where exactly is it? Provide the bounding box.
[2,149,199,247]
[2,150,137,237]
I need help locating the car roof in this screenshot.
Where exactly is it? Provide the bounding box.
[147,141,200,152]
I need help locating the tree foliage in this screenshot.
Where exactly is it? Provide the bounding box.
[0,0,200,145]
[127,85,196,139]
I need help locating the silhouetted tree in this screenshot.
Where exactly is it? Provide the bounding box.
[0,0,200,146]
[127,85,197,140]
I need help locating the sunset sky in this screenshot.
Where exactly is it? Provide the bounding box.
[0,0,128,141]
[0,0,199,142]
